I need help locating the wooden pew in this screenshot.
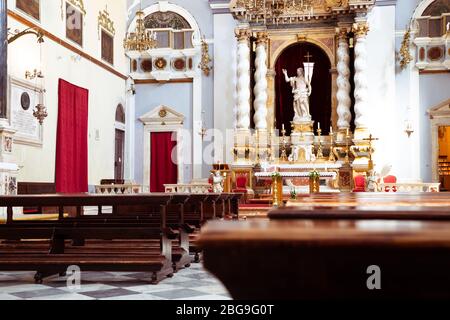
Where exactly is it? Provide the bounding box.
[199,193,450,300]
[199,218,450,300]
[0,194,180,283]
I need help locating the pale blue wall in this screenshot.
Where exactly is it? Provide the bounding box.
[419,74,450,182]
[129,0,215,182]
[134,83,193,184]
[394,0,450,181]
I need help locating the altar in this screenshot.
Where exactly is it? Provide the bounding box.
[227,0,385,196]
[254,163,341,195]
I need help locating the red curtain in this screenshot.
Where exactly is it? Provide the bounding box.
[150,132,178,192]
[55,79,89,193]
[275,42,332,136]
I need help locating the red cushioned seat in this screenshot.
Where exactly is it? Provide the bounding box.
[383,175,397,192]
[353,175,366,192]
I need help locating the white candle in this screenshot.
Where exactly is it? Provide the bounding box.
[318,122,321,130]
[282,124,285,131]
[330,126,333,134]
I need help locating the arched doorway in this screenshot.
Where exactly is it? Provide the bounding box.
[275,42,332,135]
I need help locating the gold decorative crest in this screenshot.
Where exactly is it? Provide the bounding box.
[159,109,168,118]
[98,7,115,36]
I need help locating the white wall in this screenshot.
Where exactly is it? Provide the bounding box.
[212,12,237,163]
[7,0,128,186]
[365,5,399,177]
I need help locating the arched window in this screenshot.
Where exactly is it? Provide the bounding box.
[144,11,194,49]
[416,0,450,38]
[115,104,125,124]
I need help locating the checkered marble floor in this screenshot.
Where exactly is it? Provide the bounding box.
[0,262,232,300]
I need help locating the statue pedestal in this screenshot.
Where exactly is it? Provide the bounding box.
[0,123,20,221]
[290,120,315,162]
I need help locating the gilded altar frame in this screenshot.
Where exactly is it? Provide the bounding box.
[265,27,339,131]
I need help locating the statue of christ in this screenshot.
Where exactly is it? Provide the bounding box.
[282,68,312,122]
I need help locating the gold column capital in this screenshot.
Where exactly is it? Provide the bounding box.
[255,31,268,45]
[352,22,369,37]
[336,27,349,40]
[235,27,252,42]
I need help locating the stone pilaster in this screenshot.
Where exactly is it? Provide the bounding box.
[253,31,268,131]
[352,21,370,141]
[336,27,352,142]
[235,27,251,130]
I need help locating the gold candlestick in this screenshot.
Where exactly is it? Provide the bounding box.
[316,128,324,159]
[280,126,288,162]
[345,130,350,164]
[363,134,379,172]
[328,131,336,162]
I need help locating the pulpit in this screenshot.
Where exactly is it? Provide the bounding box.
[211,164,232,193]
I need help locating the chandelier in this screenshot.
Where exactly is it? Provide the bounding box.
[236,0,314,23]
[124,9,157,52]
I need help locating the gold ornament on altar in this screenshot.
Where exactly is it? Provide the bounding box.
[399,27,413,70]
[124,9,157,52]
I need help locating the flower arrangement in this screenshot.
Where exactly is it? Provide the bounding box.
[309,170,320,179]
[271,172,281,180]
[290,188,297,200]
[309,170,320,194]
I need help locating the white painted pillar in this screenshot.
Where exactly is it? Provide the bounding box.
[336,28,352,132]
[125,77,135,181]
[253,31,268,130]
[192,73,203,180]
[235,27,251,130]
[353,21,370,140]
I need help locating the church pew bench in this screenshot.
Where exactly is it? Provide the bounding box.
[0,194,185,282]
[199,218,450,300]
[0,225,175,284]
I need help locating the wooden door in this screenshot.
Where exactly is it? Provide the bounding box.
[115,129,125,180]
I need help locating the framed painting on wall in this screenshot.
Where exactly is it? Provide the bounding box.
[66,2,83,47]
[101,29,114,65]
[16,0,40,21]
[8,77,44,147]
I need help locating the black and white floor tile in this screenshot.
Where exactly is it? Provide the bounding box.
[0,262,231,300]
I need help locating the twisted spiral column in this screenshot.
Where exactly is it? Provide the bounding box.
[336,28,352,131]
[235,28,251,130]
[253,32,268,130]
[353,22,370,138]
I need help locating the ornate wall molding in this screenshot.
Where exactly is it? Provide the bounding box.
[66,0,86,15]
[98,7,115,36]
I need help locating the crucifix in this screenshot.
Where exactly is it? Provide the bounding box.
[304,51,313,62]
[363,134,379,171]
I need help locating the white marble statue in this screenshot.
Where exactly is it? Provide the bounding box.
[211,171,224,193]
[282,68,312,122]
[288,145,316,163]
[288,146,300,162]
